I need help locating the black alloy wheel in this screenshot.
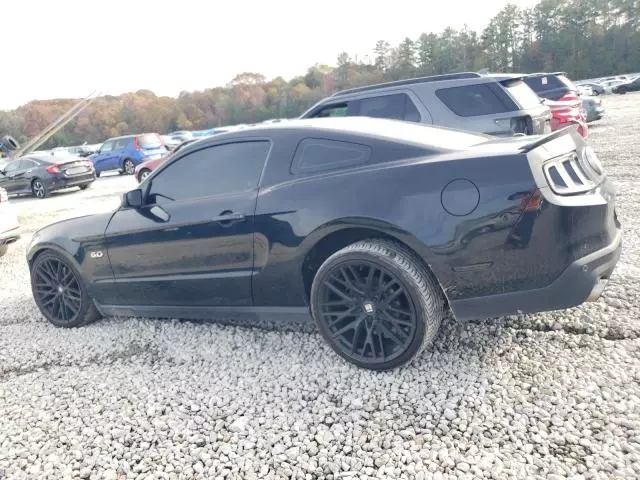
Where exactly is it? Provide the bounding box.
[311,239,444,370]
[30,251,101,327]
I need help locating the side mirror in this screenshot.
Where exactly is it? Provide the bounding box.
[123,189,143,208]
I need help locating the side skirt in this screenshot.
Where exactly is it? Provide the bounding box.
[94,303,314,325]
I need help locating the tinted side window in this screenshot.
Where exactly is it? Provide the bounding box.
[357,94,405,120]
[436,85,511,117]
[310,103,349,118]
[149,141,270,203]
[3,162,19,173]
[291,138,371,174]
[356,93,421,122]
[101,141,113,152]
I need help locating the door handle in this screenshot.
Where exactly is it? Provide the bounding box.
[212,210,245,225]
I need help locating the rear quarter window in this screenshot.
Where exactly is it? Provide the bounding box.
[291,138,371,174]
[436,84,511,117]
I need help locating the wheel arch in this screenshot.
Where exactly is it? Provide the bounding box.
[299,218,448,306]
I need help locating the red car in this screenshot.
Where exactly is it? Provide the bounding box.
[134,138,198,183]
[522,72,588,138]
[544,98,588,139]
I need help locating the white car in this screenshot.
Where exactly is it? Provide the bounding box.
[0,187,20,257]
[577,85,594,96]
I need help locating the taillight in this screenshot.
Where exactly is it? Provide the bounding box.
[133,137,141,151]
[47,163,62,174]
[0,188,7,202]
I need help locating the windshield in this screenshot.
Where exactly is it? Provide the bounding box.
[504,80,543,109]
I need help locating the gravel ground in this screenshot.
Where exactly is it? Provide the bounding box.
[1,95,639,480]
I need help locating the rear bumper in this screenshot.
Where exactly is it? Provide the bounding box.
[450,228,622,321]
[49,173,96,191]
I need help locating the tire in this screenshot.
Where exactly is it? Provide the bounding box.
[617,86,628,95]
[31,178,49,199]
[79,183,91,190]
[138,168,151,183]
[122,158,135,175]
[95,171,101,178]
[310,239,444,370]
[30,250,102,328]
[0,244,8,258]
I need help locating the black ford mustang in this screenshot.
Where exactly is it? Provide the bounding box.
[26,118,622,370]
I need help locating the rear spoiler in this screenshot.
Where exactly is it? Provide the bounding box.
[518,126,578,153]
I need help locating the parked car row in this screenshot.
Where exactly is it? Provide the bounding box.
[576,73,640,95]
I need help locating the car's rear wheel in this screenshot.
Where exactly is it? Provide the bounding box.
[30,251,101,327]
[31,179,49,199]
[0,244,8,258]
[138,169,151,182]
[617,86,628,95]
[310,239,444,370]
[79,183,91,190]
[122,159,135,175]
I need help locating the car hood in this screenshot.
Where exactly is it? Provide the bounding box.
[27,211,116,263]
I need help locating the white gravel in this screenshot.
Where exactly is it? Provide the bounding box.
[1,95,640,479]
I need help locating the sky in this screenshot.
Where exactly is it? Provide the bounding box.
[1,0,539,110]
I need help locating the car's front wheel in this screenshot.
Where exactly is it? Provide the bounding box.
[0,244,8,258]
[30,251,101,327]
[138,168,151,182]
[79,183,91,190]
[310,239,444,370]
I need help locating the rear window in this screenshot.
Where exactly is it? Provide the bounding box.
[524,74,576,93]
[436,84,511,117]
[503,80,543,109]
[138,133,163,148]
[291,138,371,174]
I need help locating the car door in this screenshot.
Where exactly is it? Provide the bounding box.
[0,161,27,193]
[92,140,114,173]
[0,161,21,192]
[101,139,271,308]
[110,138,129,170]
[14,159,38,193]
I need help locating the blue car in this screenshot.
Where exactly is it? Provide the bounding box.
[90,133,168,176]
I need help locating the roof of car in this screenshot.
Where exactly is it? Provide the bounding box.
[196,117,491,151]
[331,72,483,97]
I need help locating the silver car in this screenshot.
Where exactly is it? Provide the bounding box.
[301,72,552,137]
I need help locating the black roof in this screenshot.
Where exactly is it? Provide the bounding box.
[331,72,482,97]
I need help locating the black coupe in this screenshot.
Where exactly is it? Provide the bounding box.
[26,118,621,369]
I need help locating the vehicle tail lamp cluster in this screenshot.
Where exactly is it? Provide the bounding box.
[543,146,604,195]
[0,187,7,202]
